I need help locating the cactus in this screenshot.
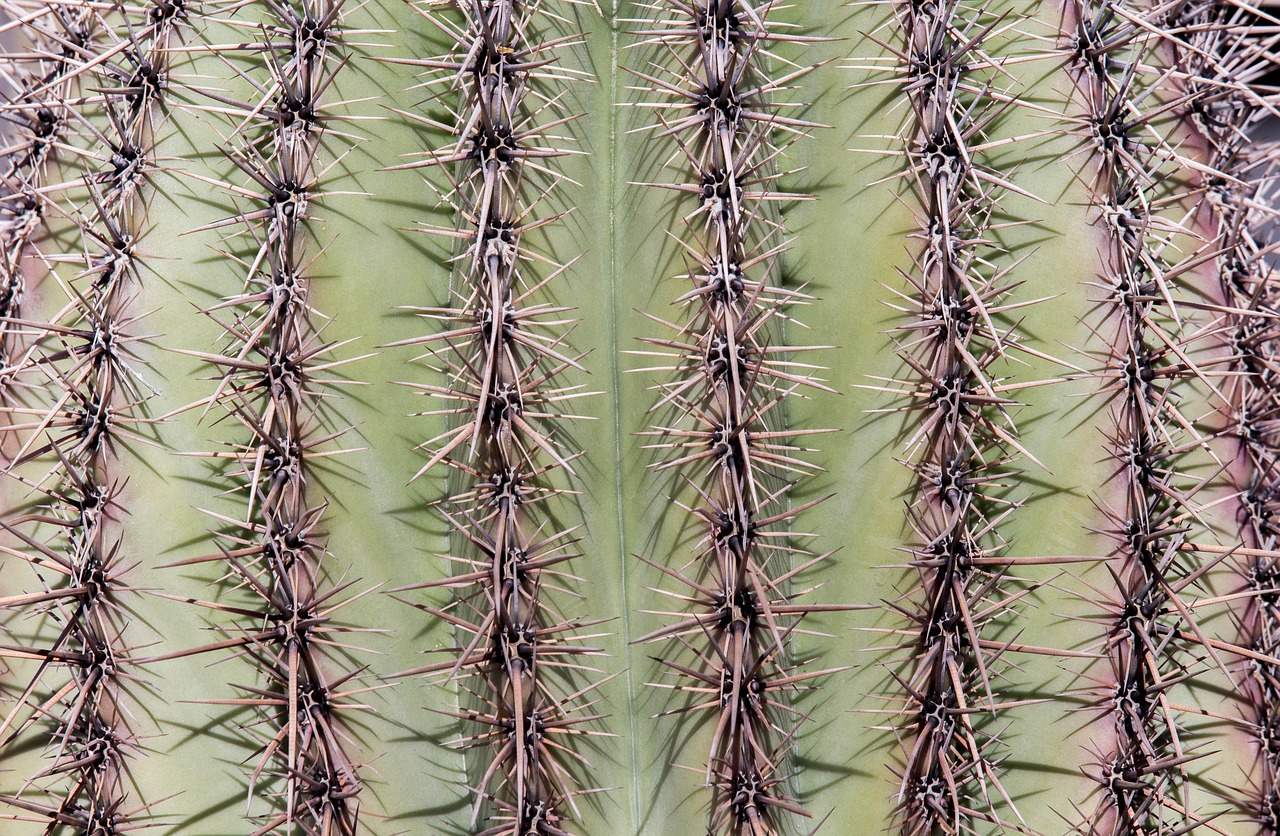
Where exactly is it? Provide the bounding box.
[0,0,1277,834]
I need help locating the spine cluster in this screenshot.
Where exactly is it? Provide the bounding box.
[630,2,839,832]
[879,2,1039,832]
[1170,2,1280,829]
[392,1,602,833]
[0,0,186,829]
[1065,1,1238,830]
[166,1,370,831]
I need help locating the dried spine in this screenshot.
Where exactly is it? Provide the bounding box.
[1168,2,1280,829]
[1065,1,1236,830]
[388,1,604,833]
[629,2,841,832]
[160,1,373,831]
[0,0,188,829]
[873,1,1041,831]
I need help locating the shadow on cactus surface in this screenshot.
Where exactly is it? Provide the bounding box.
[1,0,1279,833]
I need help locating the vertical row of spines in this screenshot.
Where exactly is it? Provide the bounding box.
[627,2,842,832]
[0,0,188,830]
[1062,1,1242,830]
[387,2,604,833]
[0,2,97,396]
[869,2,1044,832]
[155,1,373,831]
[1167,2,1280,829]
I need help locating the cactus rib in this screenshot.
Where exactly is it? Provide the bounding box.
[868,1,1048,832]
[0,0,188,829]
[388,1,607,833]
[1170,1,1280,829]
[1063,1,1242,829]
[154,1,380,832]
[627,1,846,832]
[0,2,98,395]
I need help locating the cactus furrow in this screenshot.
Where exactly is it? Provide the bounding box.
[388,1,605,833]
[0,0,190,829]
[627,2,845,832]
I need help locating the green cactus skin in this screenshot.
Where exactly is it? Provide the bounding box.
[0,0,1277,834]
